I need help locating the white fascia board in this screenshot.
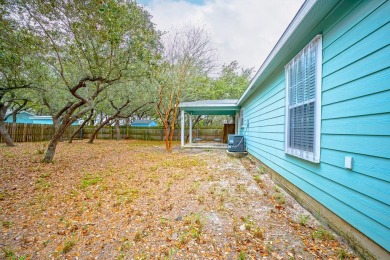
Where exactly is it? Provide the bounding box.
[237,0,317,106]
[179,103,239,108]
[180,104,238,108]
[29,116,52,119]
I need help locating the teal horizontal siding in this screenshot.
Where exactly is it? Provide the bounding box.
[247,108,285,123]
[321,149,390,182]
[244,135,284,150]
[322,114,390,136]
[245,98,284,124]
[251,144,390,227]
[245,84,284,118]
[246,146,390,250]
[323,0,389,59]
[249,115,284,127]
[245,139,390,208]
[246,124,284,133]
[323,45,390,90]
[322,90,390,119]
[246,106,285,124]
[323,23,390,77]
[244,132,284,142]
[244,76,284,110]
[241,0,390,251]
[321,135,390,159]
[322,68,390,104]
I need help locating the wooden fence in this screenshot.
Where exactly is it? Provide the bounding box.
[0,123,225,143]
[81,127,224,141]
[0,123,77,143]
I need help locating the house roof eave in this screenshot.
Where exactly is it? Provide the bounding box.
[237,0,340,106]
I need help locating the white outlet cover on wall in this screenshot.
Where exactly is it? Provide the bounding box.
[345,156,353,170]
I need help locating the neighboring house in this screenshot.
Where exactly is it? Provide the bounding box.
[30,116,55,125]
[5,112,79,125]
[4,111,35,124]
[131,120,157,127]
[180,0,390,258]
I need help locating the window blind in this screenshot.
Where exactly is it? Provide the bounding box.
[285,35,322,162]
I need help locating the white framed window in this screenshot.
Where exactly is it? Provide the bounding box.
[285,35,322,163]
[239,108,244,128]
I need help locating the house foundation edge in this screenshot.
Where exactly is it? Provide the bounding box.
[246,155,389,260]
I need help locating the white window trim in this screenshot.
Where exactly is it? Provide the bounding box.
[239,108,244,128]
[284,34,322,163]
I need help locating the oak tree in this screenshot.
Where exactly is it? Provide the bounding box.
[7,0,160,161]
[155,27,216,151]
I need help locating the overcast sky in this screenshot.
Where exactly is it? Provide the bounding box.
[138,0,304,72]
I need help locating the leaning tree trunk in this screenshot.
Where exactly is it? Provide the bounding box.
[88,118,113,144]
[42,124,69,163]
[88,100,131,144]
[69,110,94,143]
[12,112,17,123]
[0,121,15,147]
[0,104,15,147]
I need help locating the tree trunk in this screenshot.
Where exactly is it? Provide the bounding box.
[88,118,113,144]
[0,104,15,147]
[167,106,180,150]
[43,100,91,162]
[0,121,15,147]
[163,123,170,151]
[12,112,17,123]
[53,117,61,131]
[114,119,121,140]
[168,125,175,150]
[88,99,131,143]
[69,109,94,143]
[42,124,68,162]
[42,137,60,163]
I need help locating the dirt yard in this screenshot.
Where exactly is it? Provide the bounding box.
[0,140,357,259]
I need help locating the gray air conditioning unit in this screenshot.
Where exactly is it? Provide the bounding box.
[228,135,245,152]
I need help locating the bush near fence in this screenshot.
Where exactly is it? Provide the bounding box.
[0,123,225,143]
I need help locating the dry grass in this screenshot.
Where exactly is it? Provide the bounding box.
[0,140,357,259]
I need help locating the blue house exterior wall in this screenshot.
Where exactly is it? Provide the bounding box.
[132,121,157,127]
[4,112,34,124]
[240,0,390,252]
[30,118,79,125]
[5,113,79,125]
[31,118,53,125]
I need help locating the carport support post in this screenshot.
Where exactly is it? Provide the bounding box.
[181,110,185,147]
[235,112,239,134]
[189,113,192,144]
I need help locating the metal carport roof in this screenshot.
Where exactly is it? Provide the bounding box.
[178,99,240,116]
